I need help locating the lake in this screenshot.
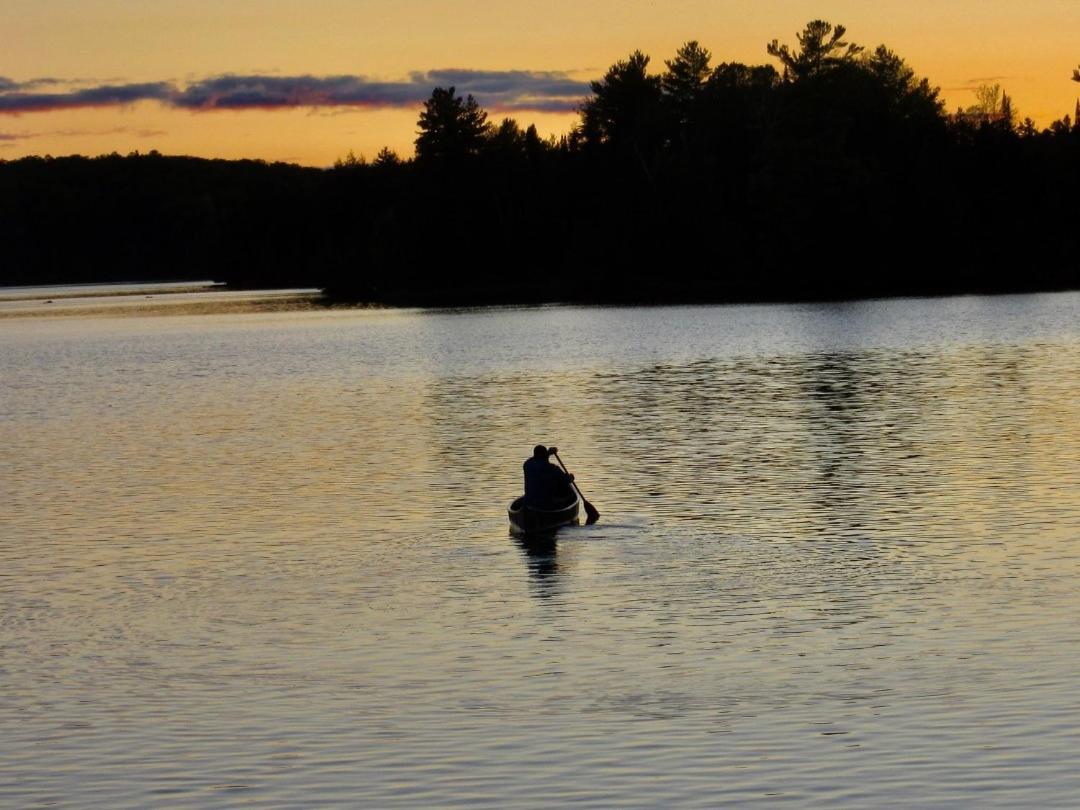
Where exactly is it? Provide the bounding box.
[2,288,1079,807]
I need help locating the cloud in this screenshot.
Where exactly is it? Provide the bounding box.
[172,74,424,110]
[419,69,590,111]
[943,75,1014,92]
[0,131,32,142]
[172,71,587,112]
[53,126,168,138]
[0,131,35,148]
[0,71,590,116]
[0,126,167,146]
[0,81,175,114]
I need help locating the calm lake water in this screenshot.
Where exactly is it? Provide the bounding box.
[2,289,1080,807]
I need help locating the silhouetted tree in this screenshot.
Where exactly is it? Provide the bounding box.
[688,61,777,177]
[767,20,863,81]
[487,118,527,160]
[1048,114,1073,136]
[523,124,547,164]
[3,20,1078,302]
[373,147,401,167]
[972,83,1003,116]
[707,62,780,100]
[662,41,713,130]
[862,46,943,120]
[415,86,491,162]
[1017,117,1039,137]
[1000,93,1015,126]
[333,149,367,169]
[949,82,1015,136]
[580,51,663,157]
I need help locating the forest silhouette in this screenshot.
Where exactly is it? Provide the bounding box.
[3,20,1079,303]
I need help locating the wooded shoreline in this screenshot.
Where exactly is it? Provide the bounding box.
[4,21,1078,304]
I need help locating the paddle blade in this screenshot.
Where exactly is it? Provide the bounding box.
[583,498,600,525]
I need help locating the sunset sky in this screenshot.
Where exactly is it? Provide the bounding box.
[3,0,1079,166]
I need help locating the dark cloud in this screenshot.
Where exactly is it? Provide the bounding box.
[0,71,590,115]
[172,71,588,112]
[420,69,589,110]
[0,82,174,114]
[172,74,427,110]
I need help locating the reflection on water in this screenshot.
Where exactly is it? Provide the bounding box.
[0,281,322,317]
[2,292,1080,807]
[514,534,561,598]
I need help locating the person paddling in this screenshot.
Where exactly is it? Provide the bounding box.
[523,445,575,509]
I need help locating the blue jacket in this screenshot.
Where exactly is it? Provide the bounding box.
[523,456,573,507]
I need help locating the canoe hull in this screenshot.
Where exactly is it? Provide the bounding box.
[508,494,580,534]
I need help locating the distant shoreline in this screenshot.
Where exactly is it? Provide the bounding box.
[5,278,1078,321]
[320,278,1080,309]
[0,282,322,319]
[4,24,1079,302]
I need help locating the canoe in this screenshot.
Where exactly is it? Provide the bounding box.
[508,493,581,534]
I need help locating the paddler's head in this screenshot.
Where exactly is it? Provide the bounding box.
[533,444,548,459]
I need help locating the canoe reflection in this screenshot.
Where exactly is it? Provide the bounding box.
[513,533,560,598]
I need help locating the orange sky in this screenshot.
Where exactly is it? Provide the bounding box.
[2,0,1078,166]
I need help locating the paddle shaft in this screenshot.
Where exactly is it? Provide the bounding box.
[552,451,600,524]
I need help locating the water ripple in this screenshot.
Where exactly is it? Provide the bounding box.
[2,293,1080,806]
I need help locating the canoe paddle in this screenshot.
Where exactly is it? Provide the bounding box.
[552,451,600,525]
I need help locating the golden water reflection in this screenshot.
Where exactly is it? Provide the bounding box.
[2,295,1080,806]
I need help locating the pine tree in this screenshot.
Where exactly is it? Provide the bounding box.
[415,87,491,162]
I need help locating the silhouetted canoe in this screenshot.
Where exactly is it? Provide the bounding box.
[507,493,580,534]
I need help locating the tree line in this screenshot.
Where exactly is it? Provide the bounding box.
[2,20,1079,303]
